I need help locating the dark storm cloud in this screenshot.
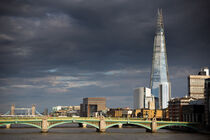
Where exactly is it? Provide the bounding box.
[0,0,209,112]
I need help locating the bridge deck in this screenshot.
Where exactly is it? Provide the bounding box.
[0,117,198,124]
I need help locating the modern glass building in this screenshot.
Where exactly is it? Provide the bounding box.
[150,9,171,109]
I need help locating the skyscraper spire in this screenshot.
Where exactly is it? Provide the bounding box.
[156,8,164,34]
[150,9,171,109]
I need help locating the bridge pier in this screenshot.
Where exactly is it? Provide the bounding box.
[96,116,106,133]
[150,117,157,133]
[11,104,15,115]
[118,123,123,128]
[6,124,11,129]
[145,117,157,133]
[41,117,48,133]
[78,123,87,128]
[32,104,36,116]
[82,123,87,128]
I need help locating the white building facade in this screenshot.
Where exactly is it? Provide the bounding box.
[133,87,155,109]
[159,82,171,109]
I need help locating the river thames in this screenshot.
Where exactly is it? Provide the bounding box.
[0,126,209,140]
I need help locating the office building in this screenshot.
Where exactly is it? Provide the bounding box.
[168,96,195,121]
[205,78,210,129]
[132,109,163,120]
[182,104,204,123]
[162,108,169,120]
[133,87,155,109]
[107,108,123,117]
[51,105,80,117]
[150,9,171,109]
[80,97,106,117]
[107,107,132,118]
[188,67,210,99]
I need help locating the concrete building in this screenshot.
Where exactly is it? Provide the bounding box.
[51,106,80,117]
[122,109,133,118]
[188,67,210,99]
[159,82,171,109]
[52,106,63,112]
[133,87,155,109]
[162,108,169,120]
[107,108,123,117]
[168,96,195,121]
[80,97,106,117]
[205,78,210,129]
[182,104,204,123]
[132,109,162,120]
[150,9,171,109]
[10,104,15,115]
[107,108,132,118]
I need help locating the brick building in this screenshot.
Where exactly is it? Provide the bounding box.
[168,96,195,121]
[182,104,205,123]
[80,97,106,117]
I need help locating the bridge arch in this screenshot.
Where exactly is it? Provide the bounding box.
[105,123,125,129]
[128,123,151,130]
[48,121,99,129]
[0,123,10,127]
[0,122,41,129]
[19,123,42,129]
[157,124,198,131]
[105,122,151,130]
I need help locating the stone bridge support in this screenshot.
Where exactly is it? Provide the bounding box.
[96,116,106,132]
[151,117,157,133]
[6,124,11,129]
[41,117,48,133]
[82,123,87,128]
[118,123,123,128]
[78,123,87,128]
[32,105,36,116]
[146,117,157,133]
[11,104,15,115]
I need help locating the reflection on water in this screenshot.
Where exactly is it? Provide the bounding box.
[0,125,209,140]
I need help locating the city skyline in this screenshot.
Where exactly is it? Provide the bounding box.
[0,0,210,113]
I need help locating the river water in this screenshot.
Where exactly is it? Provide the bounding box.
[0,125,209,140]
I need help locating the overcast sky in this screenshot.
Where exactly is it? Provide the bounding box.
[0,0,209,113]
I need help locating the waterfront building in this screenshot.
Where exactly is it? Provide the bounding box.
[133,87,155,109]
[188,67,210,99]
[51,105,80,117]
[168,96,196,121]
[204,78,210,129]
[162,108,169,120]
[132,109,162,120]
[80,97,106,117]
[122,109,133,118]
[132,109,141,117]
[150,9,171,109]
[107,108,123,117]
[182,104,205,123]
[43,108,48,116]
[107,108,132,117]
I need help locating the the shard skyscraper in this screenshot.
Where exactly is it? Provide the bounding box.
[150,9,171,109]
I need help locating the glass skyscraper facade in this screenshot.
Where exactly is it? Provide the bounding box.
[150,9,171,109]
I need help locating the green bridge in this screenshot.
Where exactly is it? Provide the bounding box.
[0,116,200,133]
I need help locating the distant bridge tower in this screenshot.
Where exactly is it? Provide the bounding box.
[7,104,39,116]
[32,104,36,116]
[10,104,15,115]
